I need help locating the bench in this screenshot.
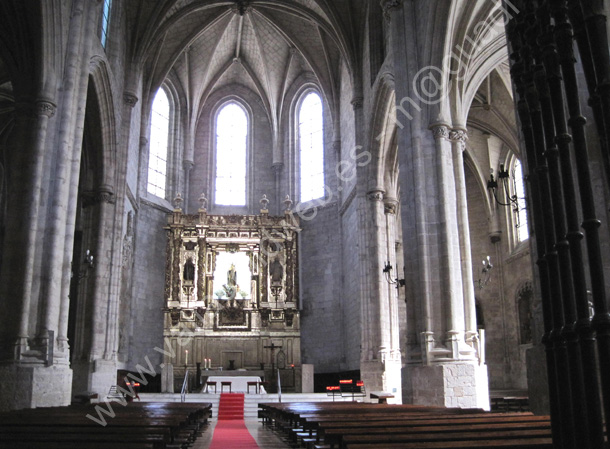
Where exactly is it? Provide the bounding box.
[0,402,213,449]
[258,401,552,449]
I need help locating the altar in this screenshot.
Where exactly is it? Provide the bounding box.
[204,375,267,394]
[161,204,302,393]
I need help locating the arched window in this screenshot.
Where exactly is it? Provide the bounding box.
[298,91,324,202]
[513,159,529,242]
[147,88,170,198]
[215,103,247,206]
[101,0,112,49]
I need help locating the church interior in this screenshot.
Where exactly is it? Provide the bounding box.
[0,0,609,447]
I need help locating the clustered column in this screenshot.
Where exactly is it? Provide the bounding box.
[505,1,610,448]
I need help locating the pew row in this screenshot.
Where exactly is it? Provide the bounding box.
[258,401,553,449]
[0,402,212,449]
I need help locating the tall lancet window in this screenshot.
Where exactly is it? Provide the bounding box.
[101,0,112,48]
[147,88,170,198]
[215,103,247,206]
[514,159,529,242]
[299,92,324,202]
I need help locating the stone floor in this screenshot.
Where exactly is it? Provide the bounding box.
[193,418,292,449]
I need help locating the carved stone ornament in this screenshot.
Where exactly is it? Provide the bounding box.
[384,200,398,215]
[98,185,116,204]
[283,194,293,211]
[199,192,208,210]
[231,0,250,15]
[36,100,56,118]
[367,190,384,202]
[260,194,269,211]
[432,125,450,140]
[170,309,180,327]
[173,192,183,210]
[381,0,403,12]
[351,96,364,110]
[140,137,149,147]
[449,129,468,151]
[381,0,403,19]
[123,92,138,107]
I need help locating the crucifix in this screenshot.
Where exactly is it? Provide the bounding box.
[263,341,282,374]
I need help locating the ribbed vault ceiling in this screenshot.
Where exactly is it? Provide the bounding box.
[128,0,357,133]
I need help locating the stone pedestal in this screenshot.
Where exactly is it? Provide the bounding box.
[526,344,549,414]
[360,357,403,404]
[71,359,116,399]
[407,362,490,410]
[161,363,174,393]
[301,364,314,393]
[0,364,72,411]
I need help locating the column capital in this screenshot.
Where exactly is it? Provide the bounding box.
[351,96,364,110]
[183,160,194,171]
[381,0,403,17]
[384,197,399,214]
[35,100,57,118]
[449,129,469,151]
[431,124,450,140]
[332,140,341,154]
[367,189,385,202]
[98,184,116,204]
[123,91,139,107]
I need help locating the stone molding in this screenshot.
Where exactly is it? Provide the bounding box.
[36,100,56,118]
[332,140,341,154]
[381,0,403,12]
[384,198,399,214]
[381,0,403,19]
[431,125,450,140]
[123,92,138,107]
[367,189,384,202]
[82,185,116,208]
[449,129,468,151]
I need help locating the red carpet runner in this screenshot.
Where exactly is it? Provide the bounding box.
[210,393,260,449]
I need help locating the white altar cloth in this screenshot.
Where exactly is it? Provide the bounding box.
[204,376,266,393]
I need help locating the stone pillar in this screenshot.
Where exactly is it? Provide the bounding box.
[382,0,489,409]
[431,124,466,358]
[450,129,478,341]
[383,197,403,402]
[0,99,56,361]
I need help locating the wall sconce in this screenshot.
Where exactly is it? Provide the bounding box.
[383,262,405,288]
[73,249,94,281]
[476,256,493,289]
[487,165,523,228]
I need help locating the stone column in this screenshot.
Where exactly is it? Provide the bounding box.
[383,0,489,409]
[4,100,56,360]
[183,160,194,214]
[450,129,478,342]
[272,163,283,214]
[383,197,403,402]
[431,124,465,358]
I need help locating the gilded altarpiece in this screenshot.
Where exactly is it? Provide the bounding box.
[162,207,301,392]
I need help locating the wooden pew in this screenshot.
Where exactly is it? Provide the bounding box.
[0,402,212,449]
[258,401,553,449]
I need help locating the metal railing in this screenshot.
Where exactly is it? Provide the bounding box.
[181,370,189,403]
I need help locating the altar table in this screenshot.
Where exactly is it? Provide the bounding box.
[204,376,266,393]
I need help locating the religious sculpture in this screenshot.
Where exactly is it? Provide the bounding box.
[183,257,195,282]
[222,263,238,300]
